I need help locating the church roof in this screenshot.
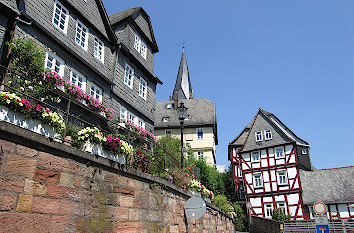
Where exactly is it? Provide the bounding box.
[300,166,354,204]
[229,109,309,153]
[173,48,193,100]
[154,98,218,144]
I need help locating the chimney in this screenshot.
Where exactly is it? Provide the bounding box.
[173,90,178,110]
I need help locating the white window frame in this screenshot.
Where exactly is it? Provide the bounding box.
[139,77,147,100]
[124,64,134,89]
[277,202,287,214]
[197,128,204,139]
[134,34,141,52]
[302,148,307,155]
[162,117,169,122]
[277,170,288,185]
[253,173,263,188]
[165,130,172,136]
[70,69,86,93]
[52,1,69,34]
[265,204,273,218]
[140,41,147,60]
[138,118,145,129]
[264,129,272,140]
[251,151,260,163]
[197,151,204,160]
[75,20,89,50]
[120,107,127,120]
[275,146,285,159]
[94,37,104,63]
[90,82,102,102]
[255,131,263,142]
[45,52,65,77]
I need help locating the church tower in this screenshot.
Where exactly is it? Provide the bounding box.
[172,47,193,100]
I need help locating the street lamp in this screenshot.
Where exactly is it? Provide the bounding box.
[177,102,188,168]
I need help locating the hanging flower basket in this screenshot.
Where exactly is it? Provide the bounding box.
[82,141,125,165]
[0,105,61,141]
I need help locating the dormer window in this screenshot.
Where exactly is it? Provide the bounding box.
[134,33,147,60]
[264,129,272,140]
[162,117,169,122]
[255,131,263,142]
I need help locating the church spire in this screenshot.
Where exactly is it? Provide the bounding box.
[172,47,193,100]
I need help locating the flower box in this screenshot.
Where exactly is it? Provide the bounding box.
[0,105,61,141]
[82,141,125,165]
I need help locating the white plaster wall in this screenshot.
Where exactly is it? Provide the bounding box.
[250,197,261,207]
[263,197,272,202]
[288,193,299,205]
[275,195,285,202]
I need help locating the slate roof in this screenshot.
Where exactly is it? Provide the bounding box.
[229,109,309,153]
[109,7,159,52]
[173,48,193,100]
[300,166,354,204]
[155,98,218,144]
[0,0,19,14]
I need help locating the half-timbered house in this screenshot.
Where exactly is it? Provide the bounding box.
[229,109,312,220]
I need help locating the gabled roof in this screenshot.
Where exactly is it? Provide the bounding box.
[229,109,309,153]
[173,48,193,100]
[109,7,159,53]
[94,0,118,44]
[300,166,354,204]
[154,98,218,144]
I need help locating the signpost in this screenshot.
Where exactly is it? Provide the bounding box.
[313,201,329,233]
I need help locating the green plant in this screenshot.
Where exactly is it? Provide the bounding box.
[272,208,291,221]
[65,123,81,148]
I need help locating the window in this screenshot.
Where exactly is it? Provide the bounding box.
[166,103,173,109]
[255,131,263,142]
[52,1,69,33]
[251,151,260,163]
[275,147,285,159]
[70,69,86,92]
[197,129,204,139]
[90,83,102,102]
[264,129,272,140]
[128,112,136,124]
[197,151,204,160]
[139,77,147,100]
[265,204,273,218]
[94,38,104,63]
[75,20,88,50]
[277,170,288,185]
[138,118,145,129]
[45,52,65,77]
[120,107,127,120]
[165,130,172,136]
[134,34,141,52]
[124,64,134,89]
[277,202,286,214]
[162,117,169,122]
[253,173,263,188]
[134,33,147,60]
[140,41,147,59]
[302,148,307,155]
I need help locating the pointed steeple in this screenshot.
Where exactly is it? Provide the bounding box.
[173,47,193,100]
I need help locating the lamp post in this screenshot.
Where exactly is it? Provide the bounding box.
[177,102,188,168]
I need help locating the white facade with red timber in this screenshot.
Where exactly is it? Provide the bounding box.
[229,109,312,220]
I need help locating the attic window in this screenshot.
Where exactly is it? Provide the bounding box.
[162,117,169,122]
[134,33,147,60]
[166,103,173,109]
[264,130,272,140]
[302,149,307,155]
[255,131,263,142]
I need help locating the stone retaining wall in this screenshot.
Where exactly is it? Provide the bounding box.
[250,216,282,233]
[0,122,235,232]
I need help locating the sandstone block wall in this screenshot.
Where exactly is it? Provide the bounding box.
[0,122,235,233]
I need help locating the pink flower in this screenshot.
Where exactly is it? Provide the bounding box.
[35,104,43,112]
[46,109,51,113]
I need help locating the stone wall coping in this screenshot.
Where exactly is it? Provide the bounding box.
[0,121,234,221]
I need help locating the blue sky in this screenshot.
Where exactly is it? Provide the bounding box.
[103,0,354,169]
